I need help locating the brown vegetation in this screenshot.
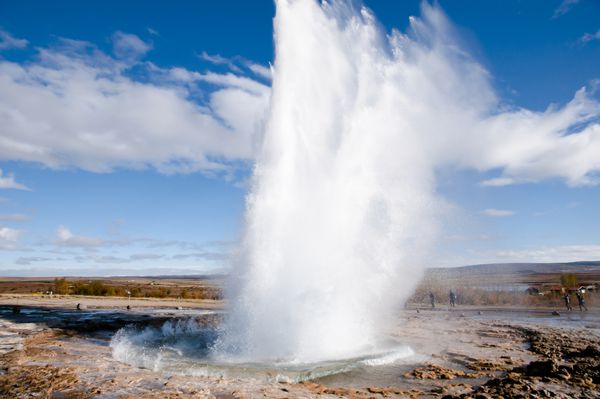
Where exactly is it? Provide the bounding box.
[409,276,599,308]
[0,277,222,300]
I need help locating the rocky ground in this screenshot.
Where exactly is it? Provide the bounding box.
[0,304,598,398]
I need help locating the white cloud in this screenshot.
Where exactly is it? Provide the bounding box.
[15,256,53,265]
[0,169,30,190]
[479,177,518,187]
[444,234,495,242]
[552,0,579,19]
[0,6,599,189]
[0,34,270,175]
[112,31,152,60]
[479,208,515,217]
[0,213,30,222]
[483,244,600,263]
[436,244,600,267]
[56,225,103,247]
[0,227,22,249]
[580,29,600,44]
[444,87,600,187]
[199,51,272,81]
[0,30,28,50]
[246,62,272,80]
[199,51,242,73]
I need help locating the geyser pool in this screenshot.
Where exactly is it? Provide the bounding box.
[110,317,419,382]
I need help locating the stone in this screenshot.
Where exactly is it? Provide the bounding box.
[525,359,558,377]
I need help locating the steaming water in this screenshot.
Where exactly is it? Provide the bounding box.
[110,318,419,382]
[213,0,450,363]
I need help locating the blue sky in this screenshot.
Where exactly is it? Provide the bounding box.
[0,0,599,276]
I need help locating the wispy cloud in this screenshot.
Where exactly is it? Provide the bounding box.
[245,62,272,80]
[56,225,103,248]
[171,252,228,261]
[579,29,600,45]
[437,244,600,268]
[199,52,272,80]
[482,244,600,263]
[0,30,28,50]
[199,51,242,73]
[111,31,152,60]
[444,234,495,242]
[0,227,22,249]
[15,256,54,265]
[552,0,579,19]
[479,208,515,217]
[0,170,30,191]
[0,213,30,222]
[480,177,518,187]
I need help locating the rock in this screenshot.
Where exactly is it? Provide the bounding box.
[579,345,600,358]
[406,364,491,380]
[525,359,558,377]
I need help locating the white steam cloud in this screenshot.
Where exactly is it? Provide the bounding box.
[213,0,600,363]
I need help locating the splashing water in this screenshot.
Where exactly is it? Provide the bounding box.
[210,0,600,364]
[213,0,449,363]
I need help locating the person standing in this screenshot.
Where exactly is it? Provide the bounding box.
[576,290,588,311]
[563,291,572,311]
[429,292,435,309]
[449,290,457,307]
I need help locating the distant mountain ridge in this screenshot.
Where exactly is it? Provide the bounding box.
[429,261,600,275]
[426,261,600,284]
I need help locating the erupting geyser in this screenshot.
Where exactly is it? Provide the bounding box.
[212,0,445,363]
[210,0,600,364]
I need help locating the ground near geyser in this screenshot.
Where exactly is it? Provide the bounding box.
[0,296,598,399]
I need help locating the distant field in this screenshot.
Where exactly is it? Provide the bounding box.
[412,261,600,307]
[1,261,599,306]
[0,276,223,300]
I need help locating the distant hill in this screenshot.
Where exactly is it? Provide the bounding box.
[429,261,600,275]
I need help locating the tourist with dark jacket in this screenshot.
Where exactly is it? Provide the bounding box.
[576,290,588,311]
[563,292,572,311]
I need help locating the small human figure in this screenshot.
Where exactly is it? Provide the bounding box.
[449,290,457,307]
[563,292,572,311]
[576,290,588,311]
[429,292,435,309]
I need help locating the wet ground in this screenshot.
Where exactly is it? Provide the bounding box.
[0,304,598,398]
